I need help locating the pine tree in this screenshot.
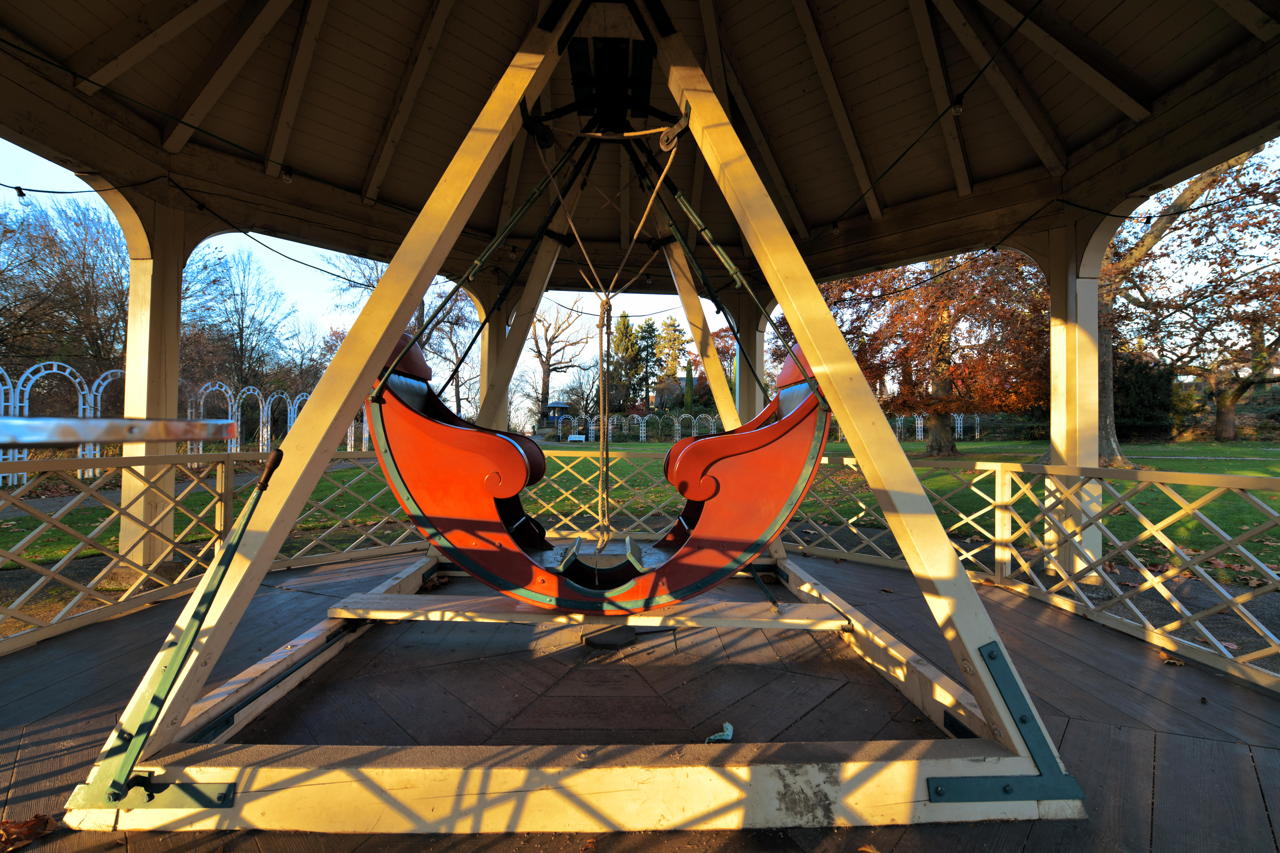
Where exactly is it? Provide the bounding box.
[655,317,690,381]
[635,318,660,408]
[608,311,642,410]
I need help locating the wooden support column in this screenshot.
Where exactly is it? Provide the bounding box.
[124,13,575,753]
[475,188,579,428]
[87,182,209,569]
[666,242,740,430]
[1046,225,1103,582]
[721,291,768,423]
[654,25,1045,759]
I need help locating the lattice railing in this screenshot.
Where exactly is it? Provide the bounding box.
[783,456,1280,689]
[6,444,1278,689]
[0,450,426,653]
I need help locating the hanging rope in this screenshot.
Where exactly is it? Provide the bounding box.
[596,296,612,551]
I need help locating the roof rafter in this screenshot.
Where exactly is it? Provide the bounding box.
[265,0,329,177]
[163,0,294,154]
[790,0,882,219]
[1210,0,1280,40]
[70,0,232,96]
[932,0,1067,176]
[908,0,972,196]
[976,0,1149,120]
[722,55,810,240]
[362,0,456,203]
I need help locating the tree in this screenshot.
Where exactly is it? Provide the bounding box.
[1100,144,1265,453]
[772,249,1050,456]
[0,201,129,373]
[1110,143,1280,441]
[607,311,642,410]
[529,301,589,414]
[635,318,660,408]
[654,317,690,383]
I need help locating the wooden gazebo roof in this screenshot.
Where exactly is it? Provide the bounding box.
[1,0,1277,291]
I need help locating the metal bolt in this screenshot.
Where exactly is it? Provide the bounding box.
[1003,784,1014,794]
[1019,715,1029,724]
[934,785,946,796]
[987,649,999,660]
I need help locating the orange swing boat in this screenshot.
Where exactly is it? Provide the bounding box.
[368,336,829,614]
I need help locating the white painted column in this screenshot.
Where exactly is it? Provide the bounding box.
[1046,225,1103,582]
[89,183,207,570]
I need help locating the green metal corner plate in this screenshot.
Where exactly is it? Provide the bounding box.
[927,641,1084,804]
[67,778,235,810]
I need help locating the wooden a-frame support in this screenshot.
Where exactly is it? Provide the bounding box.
[65,2,1083,832]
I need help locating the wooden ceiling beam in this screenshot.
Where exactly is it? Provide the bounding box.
[722,56,810,240]
[1210,0,1280,40]
[163,0,294,154]
[265,0,328,177]
[790,0,882,219]
[975,0,1149,121]
[362,0,456,203]
[70,0,232,96]
[932,0,1067,176]
[908,0,972,196]
[690,0,730,246]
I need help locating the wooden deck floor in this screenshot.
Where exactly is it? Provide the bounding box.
[3,552,1279,852]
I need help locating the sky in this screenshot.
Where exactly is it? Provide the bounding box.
[0,137,727,390]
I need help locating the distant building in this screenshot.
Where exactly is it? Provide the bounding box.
[540,401,571,429]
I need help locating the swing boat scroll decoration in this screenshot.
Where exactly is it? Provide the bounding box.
[62,0,1084,832]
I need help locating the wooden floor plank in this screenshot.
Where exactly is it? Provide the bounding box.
[716,628,786,667]
[1025,718,1155,853]
[662,664,780,729]
[1252,745,1280,852]
[416,659,541,728]
[708,670,844,742]
[774,682,913,742]
[364,676,496,746]
[128,829,262,852]
[1152,731,1273,852]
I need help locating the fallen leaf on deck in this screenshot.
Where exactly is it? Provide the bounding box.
[1158,651,1186,667]
[1223,642,1240,651]
[880,588,894,594]
[0,815,60,852]
[857,846,882,853]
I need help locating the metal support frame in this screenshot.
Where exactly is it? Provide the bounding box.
[65,2,1083,832]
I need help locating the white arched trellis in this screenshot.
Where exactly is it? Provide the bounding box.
[660,414,677,441]
[693,414,718,437]
[288,393,309,430]
[13,362,95,477]
[914,414,925,441]
[234,386,266,452]
[677,413,694,440]
[0,367,13,486]
[263,392,292,450]
[192,381,234,454]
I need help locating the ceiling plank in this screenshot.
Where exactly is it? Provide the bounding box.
[932,0,1067,176]
[70,0,232,95]
[909,0,972,196]
[1210,0,1280,40]
[265,0,328,177]
[362,0,457,203]
[163,0,294,154]
[976,0,1149,120]
[722,56,810,240]
[790,0,882,219]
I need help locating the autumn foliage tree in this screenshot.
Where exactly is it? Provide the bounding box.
[774,249,1049,456]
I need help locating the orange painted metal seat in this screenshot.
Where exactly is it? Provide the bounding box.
[368,341,830,614]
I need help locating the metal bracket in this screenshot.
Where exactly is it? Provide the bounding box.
[67,776,235,810]
[927,641,1083,804]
